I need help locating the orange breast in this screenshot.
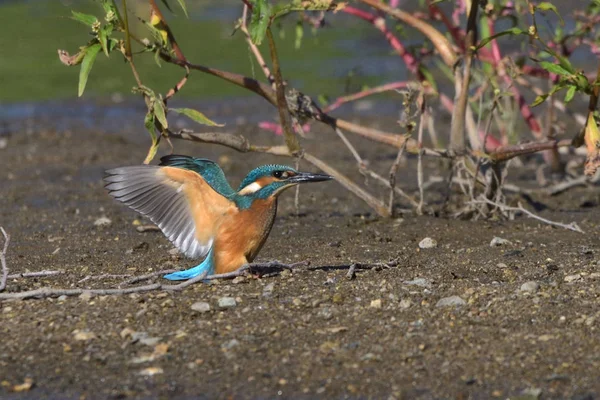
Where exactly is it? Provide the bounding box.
[212,198,277,274]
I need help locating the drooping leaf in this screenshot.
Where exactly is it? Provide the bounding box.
[98,25,113,57]
[564,85,576,103]
[536,2,564,26]
[584,112,600,176]
[143,112,160,164]
[153,99,168,129]
[71,11,98,27]
[249,0,271,45]
[476,28,526,50]
[170,108,224,127]
[159,0,174,13]
[78,43,102,97]
[538,60,572,77]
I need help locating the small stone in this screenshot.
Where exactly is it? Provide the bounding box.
[168,248,180,255]
[490,237,511,247]
[520,281,540,293]
[93,216,112,227]
[262,282,275,297]
[139,337,161,346]
[292,298,303,307]
[399,299,411,309]
[403,278,432,288]
[370,299,382,309]
[520,387,542,399]
[73,330,96,341]
[191,302,211,313]
[435,296,466,307]
[222,339,240,350]
[332,293,343,304]
[564,274,582,283]
[79,291,94,301]
[138,367,163,376]
[0,138,8,150]
[232,276,246,284]
[218,297,237,309]
[418,237,437,249]
[496,263,508,269]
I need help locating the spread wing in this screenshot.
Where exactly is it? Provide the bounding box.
[105,165,235,258]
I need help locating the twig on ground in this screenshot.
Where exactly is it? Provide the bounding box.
[0,227,10,292]
[468,198,584,233]
[121,269,179,285]
[78,274,132,284]
[7,270,63,279]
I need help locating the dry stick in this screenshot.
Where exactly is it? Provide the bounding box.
[241,5,274,85]
[0,227,9,292]
[450,0,478,154]
[335,128,364,166]
[121,269,179,286]
[303,153,391,217]
[7,271,63,279]
[388,139,408,216]
[266,28,301,155]
[416,108,426,215]
[469,198,584,233]
[360,168,419,208]
[78,274,132,284]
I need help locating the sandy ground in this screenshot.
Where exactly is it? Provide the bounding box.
[1,122,600,400]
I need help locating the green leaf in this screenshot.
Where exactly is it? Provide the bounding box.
[476,28,525,50]
[175,0,189,18]
[71,11,98,27]
[153,99,168,129]
[249,0,271,45]
[78,43,102,97]
[159,0,174,13]
[98,25,113,57]
[418,65,438,93]
[154,49,162,67]
[564,85,576,103]
[538,61,572,77]
[171,108,224,127]
[536,2,564,26]
[531,94,549,107]
[294,21,304,50]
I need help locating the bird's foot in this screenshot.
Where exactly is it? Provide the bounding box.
[164,263,211,281]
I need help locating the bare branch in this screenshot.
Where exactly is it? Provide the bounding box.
[0,227,9,292]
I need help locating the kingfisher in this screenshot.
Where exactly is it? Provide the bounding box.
[104,155,332,281]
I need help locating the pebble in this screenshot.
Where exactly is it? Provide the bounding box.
[138,367,163,376]
[564,274,581,283]
[435,296,466,307]
[218,297,237,309]
[93,216,112,227]
[419,237,437,249]
[191,302,211,313]
[403,278,432,288]
[262,282,275,297]
[222,339,240,351]
[0,138,7,150]
[490,237,511,247]
[399,299,411,309]
[370,299,382,309]
[520,281,540,293]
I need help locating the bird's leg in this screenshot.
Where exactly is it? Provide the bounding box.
[205,260,310,281]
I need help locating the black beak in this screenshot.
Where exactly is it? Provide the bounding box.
[287,171,333,184]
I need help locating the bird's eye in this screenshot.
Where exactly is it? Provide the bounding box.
[273,170,283,178]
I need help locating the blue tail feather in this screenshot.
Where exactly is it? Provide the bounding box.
[164,248,215,281]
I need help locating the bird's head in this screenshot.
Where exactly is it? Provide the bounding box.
[237,164,332,200]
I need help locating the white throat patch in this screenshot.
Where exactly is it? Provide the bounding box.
[238,181,263,195]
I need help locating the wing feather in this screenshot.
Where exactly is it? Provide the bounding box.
[105,165,234,258]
